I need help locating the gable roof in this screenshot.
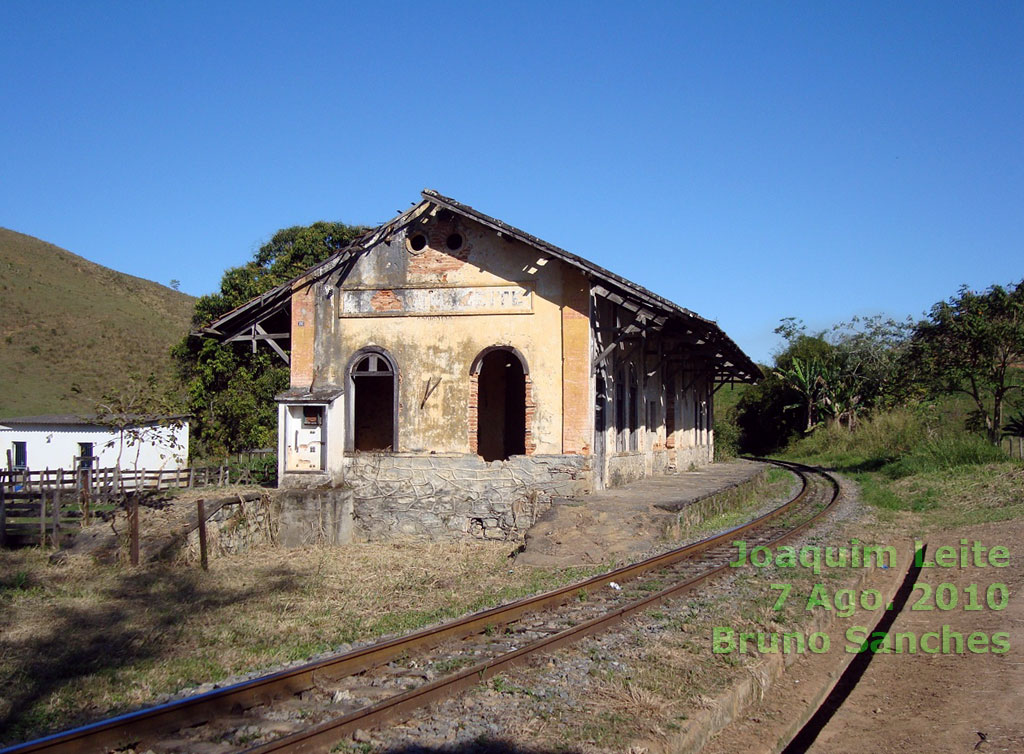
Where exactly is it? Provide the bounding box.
[198,190,761,383]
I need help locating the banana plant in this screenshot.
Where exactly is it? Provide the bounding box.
[775,355,827,432]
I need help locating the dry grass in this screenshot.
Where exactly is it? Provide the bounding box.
[0,538,595,744]
[887,463,1024,528]
[666,467,797,542]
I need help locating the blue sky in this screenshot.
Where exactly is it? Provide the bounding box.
[2,1,1021,363]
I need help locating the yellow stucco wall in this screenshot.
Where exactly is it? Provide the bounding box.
[319,212,579,455]
[560,266,591,454]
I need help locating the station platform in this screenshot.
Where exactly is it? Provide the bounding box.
[515,458,767,568]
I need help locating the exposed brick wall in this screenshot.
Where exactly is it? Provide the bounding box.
[665,380,677,449]
[468,372,479,454]
[290,287,316,387]
[407,217,472,280]
[524,375,536,455]
[369,289,403,312]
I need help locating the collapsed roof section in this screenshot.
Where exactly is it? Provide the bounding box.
[197,190,761,384]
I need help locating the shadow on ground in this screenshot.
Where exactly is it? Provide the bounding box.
[379,742,581,754]
[0,557,306,745]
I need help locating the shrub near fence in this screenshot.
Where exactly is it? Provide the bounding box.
[0,464,250,549]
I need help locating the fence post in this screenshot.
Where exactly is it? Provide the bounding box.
[129,496,140,566]
[0,473,6,549]
[52,488,61,548]
[39,490,46,548]
[82,470,91,527]
[197,499,208,571]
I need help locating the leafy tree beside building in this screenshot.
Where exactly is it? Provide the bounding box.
[173,222,366,458]
[907,281,1024,444]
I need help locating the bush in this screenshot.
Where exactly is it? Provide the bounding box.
[881,433,1006,478]
[226,453,278,486]
[733,371,806,455]
[785,408,927,470]
[784,406,1006,477]
[714,411,740,461]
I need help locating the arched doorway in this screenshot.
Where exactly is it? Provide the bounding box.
[347,349,397,452]
[473,348,526,462]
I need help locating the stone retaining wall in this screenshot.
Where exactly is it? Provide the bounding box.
[342,453,591,541]
[185,496,277,559]
[676,444,713,470]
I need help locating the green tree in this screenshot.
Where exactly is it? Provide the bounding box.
[173,222,367,458]
[734,324,833,454]
[828,314,915,411]
[72,373,186,495]
[775,354,827,432]
[735,316,913,453]
[908,281,1024,444]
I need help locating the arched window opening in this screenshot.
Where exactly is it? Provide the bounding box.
[348,350,397,452]
[475,348,526,462]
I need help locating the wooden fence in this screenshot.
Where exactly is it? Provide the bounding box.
[1004,436,1024,460]
[0,465,247,548]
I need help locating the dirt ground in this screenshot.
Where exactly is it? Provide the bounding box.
[516,460,767,568]
[704,518,1024,754]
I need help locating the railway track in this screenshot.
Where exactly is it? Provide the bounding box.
[4,460,840,754]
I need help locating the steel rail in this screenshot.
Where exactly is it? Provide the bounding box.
[242,461,840,753]
[3,460,834,754]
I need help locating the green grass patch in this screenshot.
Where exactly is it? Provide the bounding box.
[781,407,1024,529]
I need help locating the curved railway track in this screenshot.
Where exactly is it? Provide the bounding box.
[3,460,840,754]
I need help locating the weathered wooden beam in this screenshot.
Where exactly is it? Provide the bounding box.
[226,332,290,342]
[256,323,290,365]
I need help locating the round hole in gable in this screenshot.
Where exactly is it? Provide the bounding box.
[407,233,427,252]
[445,233,464,251]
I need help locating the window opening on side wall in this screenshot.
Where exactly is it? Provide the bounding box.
[628,365,639,451]
[12,441,27,469]
[348,349,397,452]
[615,368,625,452]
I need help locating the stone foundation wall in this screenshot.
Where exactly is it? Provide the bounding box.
[607,453,646,487]
[183,488,355,560]
[650,449,671,476]
[276,487,355,547]
[185,496,277,560]
[343,453,591,541]
[676,444,713,470]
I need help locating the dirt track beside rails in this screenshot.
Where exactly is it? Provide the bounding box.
[704,518,1024,754]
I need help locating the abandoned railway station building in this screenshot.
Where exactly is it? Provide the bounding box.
[201,190,760,541]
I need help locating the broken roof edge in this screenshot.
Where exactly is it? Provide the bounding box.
[196,201,434,339]
[422,189,762,382]
[197,189,761,382]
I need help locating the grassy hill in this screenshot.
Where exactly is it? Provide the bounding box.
[0,228,195,417]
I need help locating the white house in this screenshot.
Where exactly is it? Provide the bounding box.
[0,414,189,473]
